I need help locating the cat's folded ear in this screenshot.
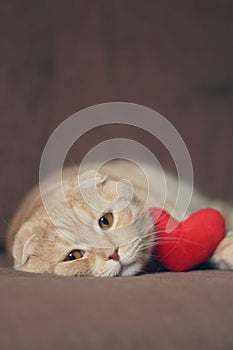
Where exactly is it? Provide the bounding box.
[12,223,35,269]
[77,169,107,188]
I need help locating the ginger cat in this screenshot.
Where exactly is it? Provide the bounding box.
[6,160,233,277]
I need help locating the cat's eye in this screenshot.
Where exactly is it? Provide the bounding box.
[98,213,114,229]
[64,250,85,261]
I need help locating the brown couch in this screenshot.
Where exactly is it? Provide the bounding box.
[1,2,233,349]
[1,254,233,350]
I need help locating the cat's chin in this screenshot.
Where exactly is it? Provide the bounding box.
[117,262,142,277]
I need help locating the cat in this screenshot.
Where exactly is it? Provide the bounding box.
[6,160,233,277]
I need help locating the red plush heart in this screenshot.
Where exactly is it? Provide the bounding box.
[149,208,226,272]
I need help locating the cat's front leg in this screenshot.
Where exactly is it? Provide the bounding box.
[211,231,233,270]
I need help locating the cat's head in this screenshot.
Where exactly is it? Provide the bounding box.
[12,170,155,277]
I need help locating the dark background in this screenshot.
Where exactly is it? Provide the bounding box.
[0,0,233,248]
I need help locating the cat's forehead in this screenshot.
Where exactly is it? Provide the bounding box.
[66,181,139,224]
[65,172,138,213]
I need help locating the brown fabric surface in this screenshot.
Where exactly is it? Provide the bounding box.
[0,252,232,350]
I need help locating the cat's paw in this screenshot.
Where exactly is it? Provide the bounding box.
[211,232,233,270]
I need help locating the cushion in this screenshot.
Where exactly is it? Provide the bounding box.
[0,253,232,350]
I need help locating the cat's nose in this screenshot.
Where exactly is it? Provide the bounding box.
[108,248,120,261]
